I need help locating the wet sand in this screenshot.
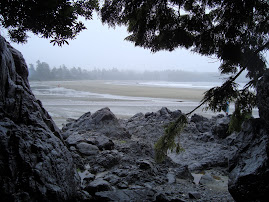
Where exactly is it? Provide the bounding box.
[47,80,205,102]
[31,80,221,128]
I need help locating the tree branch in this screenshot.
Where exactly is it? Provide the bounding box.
[186,41,269,116]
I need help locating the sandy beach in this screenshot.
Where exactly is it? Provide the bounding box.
[48,80,205,101]
[30,80,225,128]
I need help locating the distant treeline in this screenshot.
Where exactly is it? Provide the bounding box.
[28,61,248,82]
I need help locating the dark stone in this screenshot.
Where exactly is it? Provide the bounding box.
[228,119,269,201]
[212,116,231,139]
[66,132,84,145]
[95,189,156,201]
[199,173,214,185]
[175,165,194,181]
[85,178,112,195]
[94,134,115,150]
[76,142,99,156]
[190,114,209,123]
[103,174,120,185]
[137,159,153,170]
[0,36,80,201]
[63,107,131,139]
[189,191,201,199]
[96,150,121,168]
[160,107,171,116]
[154,193,170,201]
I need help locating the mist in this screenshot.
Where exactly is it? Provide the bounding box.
[6,14,224,73]
[28,60,249,83]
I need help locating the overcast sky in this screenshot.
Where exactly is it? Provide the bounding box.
[5,14,266,73]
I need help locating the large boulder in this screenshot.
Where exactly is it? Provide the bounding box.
[0,36,81,201]
[212,116,231,139]
[228,119,269,201]
[62,107,130,139]
[228,70,269,201]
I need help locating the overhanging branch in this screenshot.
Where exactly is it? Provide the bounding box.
[185,40,269,116]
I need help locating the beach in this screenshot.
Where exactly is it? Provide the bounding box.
[30,80,227,128]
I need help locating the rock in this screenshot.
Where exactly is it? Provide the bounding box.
[66,132,84,145]
[85,178,112,195]
[189,191,201,199]
[0,36,80,200]
[63,107,131,139]
[137,159,153,170]
[159,107,171,116]
[175,165,194,181]
[96,150,121,168]
[168,131,237,170]
[212,116,231,138]
[167,172,176,184]
[103,174,120,185]
[191,114,209,123]
[94,134,115,150]
[95,189,156,201]
[80,171,95,188]
[76,142,99,156]
[228,119,269,201]
[199,173,214,185]
[117,181,129,189]
[190,113,212,134]
[62,106,235,201]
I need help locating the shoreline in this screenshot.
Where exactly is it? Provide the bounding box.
[30,80,225,128]
[44,80,206,102]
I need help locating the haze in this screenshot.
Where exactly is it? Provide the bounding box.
[1,14,227,73]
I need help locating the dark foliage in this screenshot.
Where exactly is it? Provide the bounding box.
[0,0,99,45]
[100,0,269,161]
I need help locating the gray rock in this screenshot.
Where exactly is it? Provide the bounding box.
[191,114,209,123]
[63,108,131,139]
[189,191,201,199]
[95,189,155,201]
[167,172,176,184]
[96,150,121,168]
[168,131,237,170]
[85,178,112,195]
[0,36,80,201]
[160,106,171,116]
[137,159,153,170]
[76,142,99,156]
[199,173,214,185]
[175,165,194,181]
[103,174,121,185]
[94,134,115,150]
[66,132,84,145]
[212,116,231,138]
[228,119,269,201]
[191,114,211,133]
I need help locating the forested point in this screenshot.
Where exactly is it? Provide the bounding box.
[29,60,248,82]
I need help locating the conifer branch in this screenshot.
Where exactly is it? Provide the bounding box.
[186,40,269,116]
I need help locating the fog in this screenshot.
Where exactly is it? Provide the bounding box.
[4,14,224,73]
[29,60,250,84]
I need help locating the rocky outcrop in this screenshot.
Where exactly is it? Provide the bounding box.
[169,114,236,170]
[0,36,81,201]
[62,107,234,201]
[227,70,269,201]
[62,107,130,139]
[228,119,269,201]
